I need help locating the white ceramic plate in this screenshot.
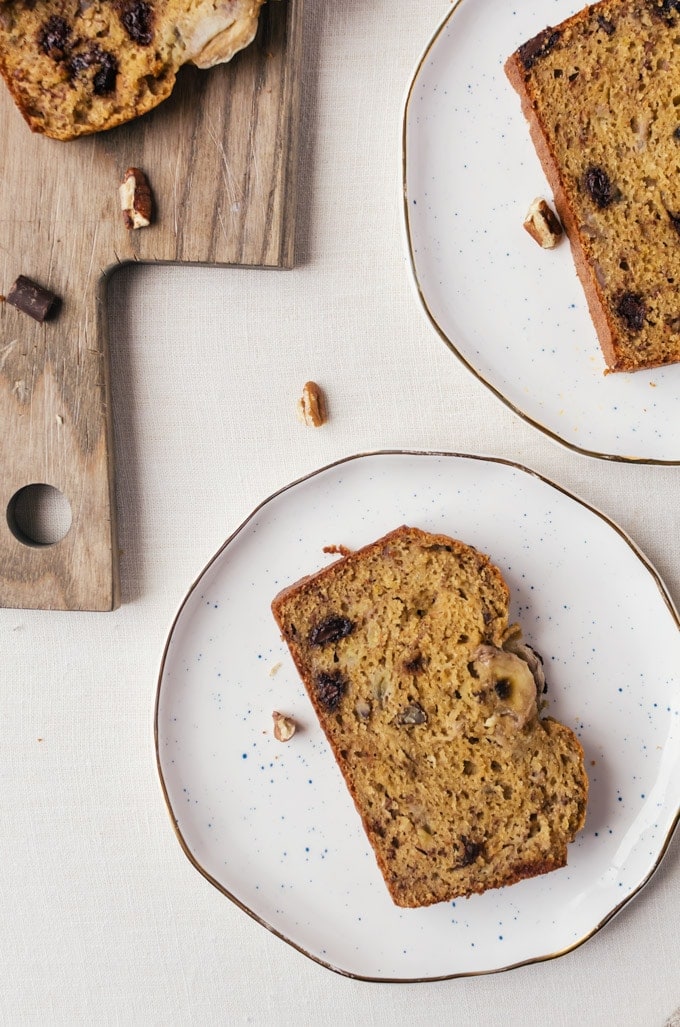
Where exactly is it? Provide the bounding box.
[403,0,680,463]
[155,451,680,980]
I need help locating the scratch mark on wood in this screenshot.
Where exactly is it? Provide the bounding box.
[0,338,18,371]
[12,378,29,402]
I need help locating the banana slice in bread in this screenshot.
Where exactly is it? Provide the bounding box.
[272,526,588,908]
[0,0,265,140]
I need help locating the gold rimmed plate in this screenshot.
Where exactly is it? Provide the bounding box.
[155,451,680,979]
[403,0,680,463]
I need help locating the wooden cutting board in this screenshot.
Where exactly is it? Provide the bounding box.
[0,0,302,611]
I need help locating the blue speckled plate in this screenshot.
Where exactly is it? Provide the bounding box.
[403,0,680,463]
[155,452,680,980]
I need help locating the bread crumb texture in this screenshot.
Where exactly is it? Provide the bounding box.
[506,0,680,372]
[0,0,264,140]
[272,526,588,908]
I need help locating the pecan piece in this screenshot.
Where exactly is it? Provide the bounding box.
[395,703,428,726]
[272,711,296,742]
[523,198,563,248]
[119,167,153,229]
[296,381,326,427]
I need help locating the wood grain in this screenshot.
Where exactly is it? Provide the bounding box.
[0,0,302,611]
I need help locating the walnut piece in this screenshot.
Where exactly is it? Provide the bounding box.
[120,167,153,230]
[523,198,563,249]
[296,381,326,427]
[272,711,296,742]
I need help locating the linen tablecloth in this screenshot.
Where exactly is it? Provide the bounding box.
[2,2,679,1023]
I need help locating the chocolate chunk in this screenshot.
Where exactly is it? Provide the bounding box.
[6,276,59,322]
[38,16,71,61]
[668,211,680,236]
[674,126,680,141]
[93,51,119,95]
[494,678,512,700]
[459,837,484,867]
[69,46,119,95]
[118,0,155,46]
[584,166,616,208]
[596,15,616,35]
[315,671,347,711]
[403,652,425,673]
[615,292,647,332]
[648,0,680,21]
[518,27,562,70]
[309,616,354,647]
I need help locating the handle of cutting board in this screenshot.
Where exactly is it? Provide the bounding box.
[0,275,119,611]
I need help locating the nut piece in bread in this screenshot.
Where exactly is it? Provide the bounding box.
[0,0,266,141]
[272,526,588,908]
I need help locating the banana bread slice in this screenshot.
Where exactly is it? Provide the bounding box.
[272,526,588,908]
[505,0,680,372]
[0,0,264,140]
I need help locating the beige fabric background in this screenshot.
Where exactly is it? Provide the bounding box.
[2,2,679,1024]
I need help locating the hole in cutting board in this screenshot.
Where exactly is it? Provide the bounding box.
[7,484,72,547]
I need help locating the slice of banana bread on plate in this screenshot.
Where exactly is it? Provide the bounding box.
[506,0,680,372]
[272,526,588,908]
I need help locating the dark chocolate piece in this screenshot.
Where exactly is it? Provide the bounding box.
[308,616,354,647]
[494,678,512,700]
[315,671,347,711]
[118,0,155,46]
[38,15,72,61]
[459,838,484,867]
[615,292,647,332]
[518,27,562,70]
[6,276,59,322]
[69,46,119,95]
[648,0,680,22]
[584,166,616,208]
[596,15,616,35]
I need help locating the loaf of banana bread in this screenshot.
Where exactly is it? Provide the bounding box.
[506,0,680,372]
[272,526,588,907]
[0,0,264,140]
